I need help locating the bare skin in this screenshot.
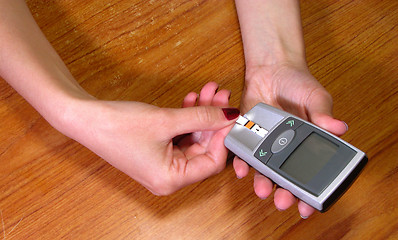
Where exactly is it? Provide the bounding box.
[234,0,348,218]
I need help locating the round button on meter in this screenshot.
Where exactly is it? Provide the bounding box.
[271,129,295,153]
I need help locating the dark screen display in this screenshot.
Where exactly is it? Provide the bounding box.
[280,133,338,184]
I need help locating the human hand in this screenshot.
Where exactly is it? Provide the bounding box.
[0,0,237,197]
[235,65,348,218]
[61,82,238,196]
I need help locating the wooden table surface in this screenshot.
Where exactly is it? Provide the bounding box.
[1,0,397,239]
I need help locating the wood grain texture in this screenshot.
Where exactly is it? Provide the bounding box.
[0,0,397,239]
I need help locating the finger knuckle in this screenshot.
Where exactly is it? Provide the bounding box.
[196,106,214,125]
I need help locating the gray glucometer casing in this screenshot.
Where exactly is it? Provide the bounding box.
[224,103,368,212]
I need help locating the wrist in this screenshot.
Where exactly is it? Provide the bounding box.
[245,34,308,67]
[235,0,308,74]
[43,87,97,139]
[244,59,309,85]
[243,30,309,78]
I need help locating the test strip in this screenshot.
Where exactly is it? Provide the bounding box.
[236,115,269,138]
[236,115,249,125]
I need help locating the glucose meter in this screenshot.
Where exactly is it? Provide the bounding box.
[224,103,367,212]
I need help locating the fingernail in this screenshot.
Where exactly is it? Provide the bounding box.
[343,121,349,131]
[222,108,240,120]
[300,214,309,219]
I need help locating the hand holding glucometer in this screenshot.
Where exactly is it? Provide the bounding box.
[225,103,367,212]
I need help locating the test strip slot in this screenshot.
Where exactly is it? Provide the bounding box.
[236,116,268,138]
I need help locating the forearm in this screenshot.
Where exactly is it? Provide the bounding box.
[235,0,307,70]
[0,0,93,133]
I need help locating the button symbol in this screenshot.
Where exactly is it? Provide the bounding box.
[259,149,267,157]
[279,137,288,146]
[286,120,295,127]
[271,129,295,153]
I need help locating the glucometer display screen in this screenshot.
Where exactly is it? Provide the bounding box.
[280,133,338,184]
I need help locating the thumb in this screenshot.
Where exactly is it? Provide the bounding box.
[165,106,240,136]
[307,92,348,136]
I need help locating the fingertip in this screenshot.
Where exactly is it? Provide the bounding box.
[222,108,240,121]
[327,118,348,136]
[311,113,348,136]
[298,201,315,219]
[233,157,250,179]
[182,92,198,108]
[203,81,219,90]
[199,82,219,105]
[274,188,296,211]
[213,89,231,107]
[253,172,274,199]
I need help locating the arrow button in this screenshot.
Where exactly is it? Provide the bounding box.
[284,117,303,130]
[255,147,272,164]
[259,149,267,157]
[286,120,295,127]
